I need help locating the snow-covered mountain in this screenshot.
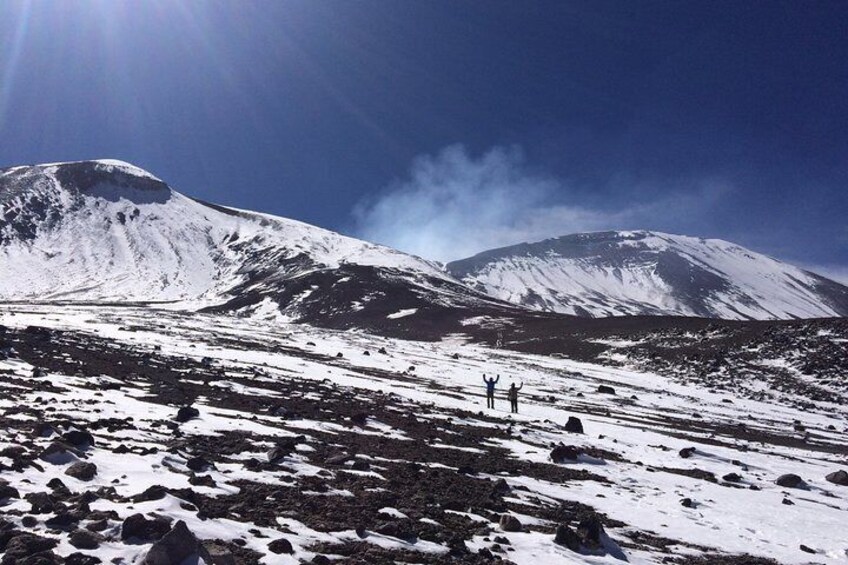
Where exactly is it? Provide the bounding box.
[447,231,848,320]
[3,161,846,325]
[0,160,505,327]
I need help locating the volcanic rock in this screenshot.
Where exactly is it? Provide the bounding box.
[825,470,848,486]
[564,416,584,433]
[65,462,97,481]
[499,514,522,532]
[776,474,805,489]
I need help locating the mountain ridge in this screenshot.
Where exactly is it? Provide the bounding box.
[0,160,513,330]
[2,160,846,324]
[447,230,848,320]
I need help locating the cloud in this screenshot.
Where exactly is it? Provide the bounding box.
[352,144,727,262]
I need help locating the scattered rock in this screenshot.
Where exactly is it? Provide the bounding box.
[189,474,217,487]
[576,515,603,549]
[0,483,20,501]
[132,485,168,503]
[680,497,694,508]
[121,513,172,542]
[325,453,352,466]
[825,470,848,486]
[201,541,236,565]
[268,537,294,554]
[550,444,580,463]
[25,492,57,514]
[351,459,371,471]
[267,436,304,463]
[597,385,616,395]
[492,478,510,494]
[65,462,97,481]
[65,553,103,565]
[45,512,79,530]
[175,406,200,423]
[62,430,95,448]
[39,441,81,464]
[1,533,60,564]
[799,544,816,554]
[142,520,204,565]
[776,474,805,489]
[554,524,581,551]
[186,457,212,472]
[679,447,696,459]
[722,473,743,483]
[499,514,522,532]
[69,529,103,550]
[564,416,584,434]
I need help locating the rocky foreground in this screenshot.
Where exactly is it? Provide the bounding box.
[0,305,846,564]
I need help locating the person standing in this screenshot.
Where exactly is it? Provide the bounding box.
[507,381,524,413]
[483,374,499,408]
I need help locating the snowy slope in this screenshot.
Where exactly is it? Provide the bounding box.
[0,160,500,323]
[447,231,848,320]
[1,304,846,564]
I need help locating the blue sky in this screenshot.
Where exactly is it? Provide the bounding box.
[1,1,846,278]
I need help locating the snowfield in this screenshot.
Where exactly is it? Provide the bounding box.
[1,304,846,564]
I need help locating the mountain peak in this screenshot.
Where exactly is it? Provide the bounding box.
[447,230,848,320]
[42,158,159,177]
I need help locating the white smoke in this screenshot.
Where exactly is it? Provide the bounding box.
[353,144,726,262]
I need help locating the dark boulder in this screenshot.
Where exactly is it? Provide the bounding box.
[200,541,236,565]
[62,430,95,448]
[351,459,371,471]
[39,441,81,464]
[776,474,805,489]
[268,537,295,554]
[45,512,79,530]
[186,457,212,472]
[69,529,103,550]
[46,478,70,494]
[564,416,584,434]
[498,514,522,532]
[553,524,581,551]
[597,385,616,395]
[0,482,20,501]
[825,470,848,486]
[550,444,580,463]
[680,498,695,508]
[679,447,696,459]
[189,474,217,488]
[65,462,97,481]
[576,515,603,549]
[1,533,60,564]
[121,513,172,542]
[132,485,167,503]
[142,520,206,565]
[25,492,58,514]
[722,473,743,483]
[492,478,511,495]
[65,553,103,565]
[175,406,200,423]
[267,436,304,463]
